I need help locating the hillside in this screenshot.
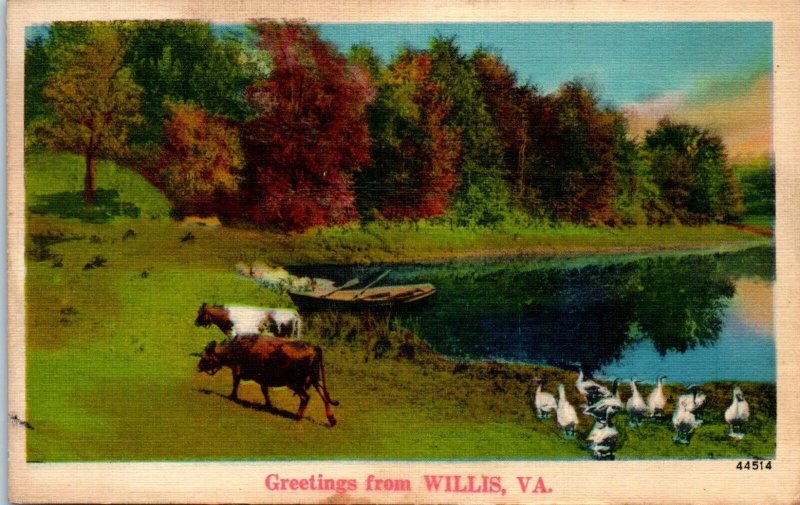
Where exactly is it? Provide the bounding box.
[25,150,172,223]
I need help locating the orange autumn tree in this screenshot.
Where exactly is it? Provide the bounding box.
[156,102,244,217]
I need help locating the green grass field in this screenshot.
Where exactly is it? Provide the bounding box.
[24,151,775,461]
[734,156,774,225]
[738,215,774,229]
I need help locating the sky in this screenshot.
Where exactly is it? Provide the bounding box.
[228,22,773,162]
[27,22,773,161]
[315,23,771,106]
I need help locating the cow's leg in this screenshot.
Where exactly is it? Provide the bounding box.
[260,383,272,409]
[313,384,337,427]
[229,367,241,400]
[294,388,311,420]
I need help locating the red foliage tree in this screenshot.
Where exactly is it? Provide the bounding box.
[472,51,537,208]
[241,21,374,231]
[532,82,621,225]
[156,102,244,217]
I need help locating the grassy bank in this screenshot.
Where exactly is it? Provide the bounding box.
[24,213,776,461]
[23,151,775,461]
[275,221,771,265]
[24,151,771,266]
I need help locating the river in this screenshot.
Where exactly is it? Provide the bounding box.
[288,245,775,384]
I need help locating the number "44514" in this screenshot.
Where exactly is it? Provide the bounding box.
[736,461,772,470]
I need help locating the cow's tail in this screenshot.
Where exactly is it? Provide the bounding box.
[315,346,339,406]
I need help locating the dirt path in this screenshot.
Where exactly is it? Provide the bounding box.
[728,223,773,237]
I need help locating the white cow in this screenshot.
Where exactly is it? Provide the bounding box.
[227,306,302,339]
[196,303,302,340]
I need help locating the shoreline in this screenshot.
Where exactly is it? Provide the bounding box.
[422,355,778,387]
[27,213,774,268]
[283,238,773,267]
[274,220,775,266]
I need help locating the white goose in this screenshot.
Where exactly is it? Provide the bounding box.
[647,374,668,418]
[584,379,623,421]
[672,400,700,444]
[724,386,750,439]
[576,369,612,407]
[626,378,648,426]
[677,385,707,424]
[556,383,579,439]
[586,411,619,460]
[532,378,558,419]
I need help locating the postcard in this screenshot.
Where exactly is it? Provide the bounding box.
[7,0,800,503]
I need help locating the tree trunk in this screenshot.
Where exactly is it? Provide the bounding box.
[85,151,96,207]
[517,139,527,200]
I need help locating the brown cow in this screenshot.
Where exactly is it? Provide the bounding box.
[197,335,339,427]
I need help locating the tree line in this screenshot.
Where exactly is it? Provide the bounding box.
[26,20,744,231]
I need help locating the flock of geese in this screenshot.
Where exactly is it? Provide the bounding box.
[532,370,751,459]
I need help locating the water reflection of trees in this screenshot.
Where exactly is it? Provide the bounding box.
[290,247,770,373]
[408,252,743,373]
[623,256,735,356]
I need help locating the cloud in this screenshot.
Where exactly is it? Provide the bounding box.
[624,66,771,164]
[688,54,771,105]
[624,92,686,121]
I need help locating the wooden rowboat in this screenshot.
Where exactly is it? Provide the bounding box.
[288,283,436,312]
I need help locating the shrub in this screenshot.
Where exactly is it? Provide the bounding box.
[156,102,244,217]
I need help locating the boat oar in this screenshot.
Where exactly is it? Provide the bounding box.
[354,270,391,299]
[319,278,359,298]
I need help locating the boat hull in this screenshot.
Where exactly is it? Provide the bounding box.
[288,283,436,312]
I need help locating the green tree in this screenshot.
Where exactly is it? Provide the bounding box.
[613,136,667,225]
[24,35,52,128]
[48,21,95,46]
[644,118,743,223]
[124,21,252,144]
[37,26,143,206]
[735,157,774,216]
[348,43,383,81]
[25,23,100,129]
[428,36,510,226]
[472,49,542,213]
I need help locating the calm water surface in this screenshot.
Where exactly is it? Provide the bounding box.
[289,245,775,384]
